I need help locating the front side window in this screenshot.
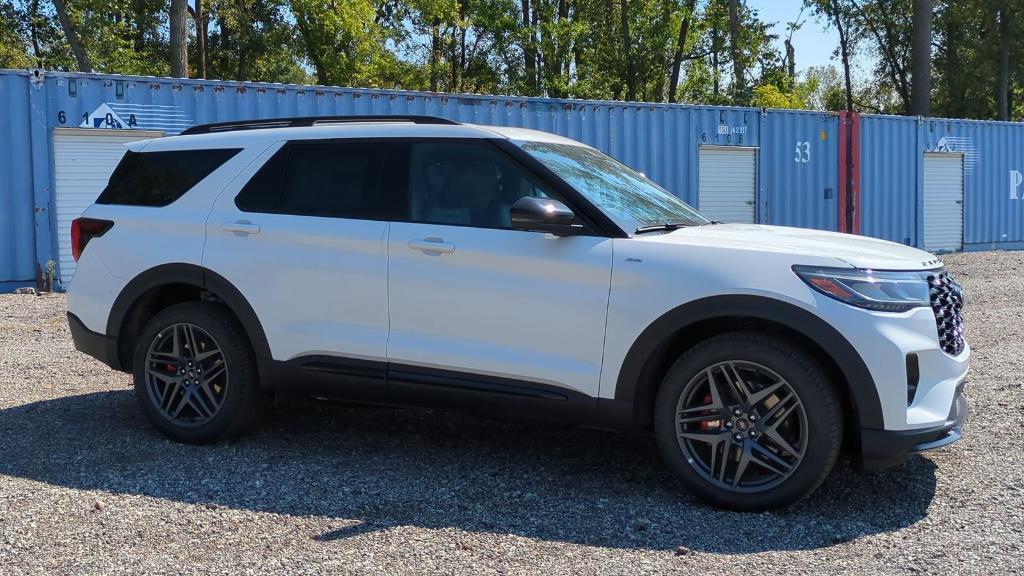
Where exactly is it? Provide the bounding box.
[407,141,554,229]
[514,140,709,232]
[235,140,388,220]
[98,148,240,207]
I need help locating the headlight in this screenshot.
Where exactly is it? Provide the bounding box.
[792,266,930,312]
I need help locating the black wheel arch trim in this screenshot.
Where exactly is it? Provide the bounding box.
[609,294,885,430]
[106,263,272,368]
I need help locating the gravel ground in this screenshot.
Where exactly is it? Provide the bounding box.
[1,251,1022,575]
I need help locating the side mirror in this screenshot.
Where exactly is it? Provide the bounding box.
[509,196,581,236]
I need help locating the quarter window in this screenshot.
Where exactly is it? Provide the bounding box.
[407,141,553,229]
[97,149,240,207]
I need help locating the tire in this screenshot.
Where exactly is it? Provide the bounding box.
[653,332,842,511]
[132,301,264,443]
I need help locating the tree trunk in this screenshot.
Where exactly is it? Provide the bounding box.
[668,0,697,103]
[522,0,537,95]
[621,0,635,100]
[28,0,42,65]
[997,6,1011,120]
[831,6,854,111]
[430,18,441,91]
[784,38,795,80]
[910,0,932,116]
[235,0,248,81]
[196,0,207,79]
[711,27,720,100]
[944,16,960,117]
[51,0,92,72]
[727,0,745,100]
[170,0,189,77]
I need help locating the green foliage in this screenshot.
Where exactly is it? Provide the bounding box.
[0,0,1021,120]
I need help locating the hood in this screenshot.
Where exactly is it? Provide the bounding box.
[637,224,944,271]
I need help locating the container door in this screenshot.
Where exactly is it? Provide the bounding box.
[52,128,164,285]
[698,146,757,223]
[923,153,964,252]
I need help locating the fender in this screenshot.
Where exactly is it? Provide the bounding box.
[106,263,272,365]
[606,294,884,430]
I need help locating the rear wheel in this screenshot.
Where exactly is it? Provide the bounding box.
[654,332,842,511]
[132,302,263,443]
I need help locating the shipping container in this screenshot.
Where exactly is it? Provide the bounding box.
[859,113,1024,252]
[0,72,36,288]
[0,68,866,288]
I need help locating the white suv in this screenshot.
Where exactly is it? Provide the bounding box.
[67,116,968,510]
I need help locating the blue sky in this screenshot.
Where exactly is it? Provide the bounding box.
[749,0,841,74]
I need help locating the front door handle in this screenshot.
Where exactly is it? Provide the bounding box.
[222,220,261,235]
[408,238,456,254]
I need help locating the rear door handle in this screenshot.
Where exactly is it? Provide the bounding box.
[222,221,261,235]
[408,238,456,254]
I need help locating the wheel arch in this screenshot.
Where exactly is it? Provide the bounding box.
[106,263,271,372]
[607,295,884,432]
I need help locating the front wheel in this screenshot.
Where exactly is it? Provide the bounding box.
[654,332,842,511]
[132,302,264,443]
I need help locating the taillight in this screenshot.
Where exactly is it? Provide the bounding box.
[71,218,113,261]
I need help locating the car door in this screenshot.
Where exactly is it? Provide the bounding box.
[386,139,614,420]
[204,138,395,399]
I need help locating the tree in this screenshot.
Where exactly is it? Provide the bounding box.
[668,0,698,103]
[51,0,91,71]
[996,3,1012,120]
[170,0,189,77]
[909,0,931,115]
[726,0,744,99]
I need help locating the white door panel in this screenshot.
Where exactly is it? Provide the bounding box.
[923,153,964,252]
[205,213,389,361]
[698,146,757,224]
[387,223,613,397]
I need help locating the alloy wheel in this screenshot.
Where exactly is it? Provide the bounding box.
[144,322,229,427]
[674,360,808,492]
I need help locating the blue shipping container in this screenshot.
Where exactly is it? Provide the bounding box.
[2,69,849,285]
[859,113,1024,251]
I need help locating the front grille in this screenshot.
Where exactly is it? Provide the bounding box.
[927,270,965,356]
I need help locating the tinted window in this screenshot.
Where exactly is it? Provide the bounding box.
[97,149,240,206]
[235,141,387,220]
[408,141,552,229]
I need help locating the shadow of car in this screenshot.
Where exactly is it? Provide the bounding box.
[0,390,937,552]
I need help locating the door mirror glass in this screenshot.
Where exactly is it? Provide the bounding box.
[509,196,579,236]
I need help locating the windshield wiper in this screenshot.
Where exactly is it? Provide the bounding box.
[634,222,691,234]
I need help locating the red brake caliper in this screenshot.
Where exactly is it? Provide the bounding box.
[699,393,714,431]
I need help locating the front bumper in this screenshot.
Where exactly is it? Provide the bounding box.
[858,378,968,469]
[68,312,123,370]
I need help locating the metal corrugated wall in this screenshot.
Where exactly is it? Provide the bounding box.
[859,114,1024,250]
[0,73,36,284]
[920,118,1024,250]
[761,110,840,230]
[11,68,955,287]
[860,115,921,246]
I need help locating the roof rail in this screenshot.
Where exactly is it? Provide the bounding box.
[179,115,460,136]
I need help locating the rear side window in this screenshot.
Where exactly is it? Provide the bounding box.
[97,149,240,206]
[235,140,389,220]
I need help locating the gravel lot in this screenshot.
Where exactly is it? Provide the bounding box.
[2,251,1022,575]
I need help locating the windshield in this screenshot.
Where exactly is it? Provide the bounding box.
[514,140,709,232]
